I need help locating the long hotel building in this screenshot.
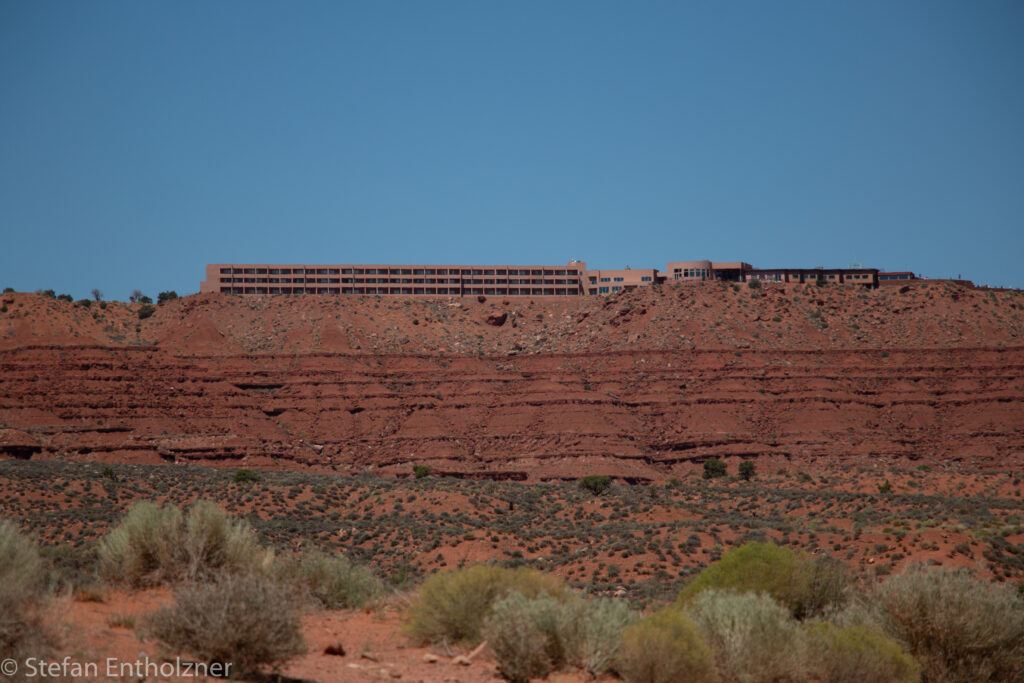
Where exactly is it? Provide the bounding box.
[201,261,880,296]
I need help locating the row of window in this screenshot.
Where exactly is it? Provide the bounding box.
[673,268,710,279]
[220,276,579,285]
[218,287,582,296]
[595,276,634,283]
[219,267,579,276]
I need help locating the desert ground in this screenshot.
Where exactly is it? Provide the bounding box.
[1,279,1023,680]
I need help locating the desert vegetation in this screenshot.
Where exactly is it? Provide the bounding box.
[0,463,1022,681]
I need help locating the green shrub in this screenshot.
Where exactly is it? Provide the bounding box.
[3,287,13,293]
[563,597,638,676]
[616,608,716,683]
[482,593,638,681]
[232,468,261,484]
[0,520,57,670]
[484,592,567,682]
[413,464,430,479]
[686,590,802,682]
[97,502,183,586]
[146,571,305,675]
[677,541,849,619]
[739,461,756,481]
[280,551,382,609]
[405,565,567,645]
[803,622,920,683]
[137,303,155,319]
[157,290,179,304]
[747,279,761,289]
[702,459,727,479]
[578,475,611,495]
[180,500,266,582]
[76,298,92,308]
[871,565,1024,682]
[98,501,266,587]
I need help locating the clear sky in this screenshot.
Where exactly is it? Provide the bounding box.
[1,1,1022,298]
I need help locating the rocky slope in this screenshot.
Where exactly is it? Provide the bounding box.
[1,280,1022,478]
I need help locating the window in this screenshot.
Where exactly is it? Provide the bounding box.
[641,276,652,282]
[613,277,624,282]
[612,286,622,291]
[600,277,610,282]
[599,286,609,293]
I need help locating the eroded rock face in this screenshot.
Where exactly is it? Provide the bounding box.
[0,428,41,459]
[1,345,1022,478]
[0,282,1022,478]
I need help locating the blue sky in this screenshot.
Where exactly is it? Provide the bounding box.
[1,1,1022,298]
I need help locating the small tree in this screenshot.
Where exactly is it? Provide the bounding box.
[157,290,179,304]
[139,295,153,304]
[130,289,144,303]
[703,459,727,479]
[233,469,261,484]
[579,475,612,495]
[413,465,430,479]
[137,304,155,319]
[747,279,761,290]
[90,288,103,301]
[738,461,756,481]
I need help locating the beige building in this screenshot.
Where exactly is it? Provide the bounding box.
[201,259,879,296]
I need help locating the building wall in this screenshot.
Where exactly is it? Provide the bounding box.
[584,268,658,295]
[202,260,881,295]
[201,262,587,296]
[665,260,713,282]
[878,272,917,285]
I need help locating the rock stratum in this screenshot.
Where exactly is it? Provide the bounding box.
[2,280,1023,479]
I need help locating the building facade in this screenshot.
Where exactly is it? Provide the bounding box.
[201,262,588,297]
[200,260,880,296]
